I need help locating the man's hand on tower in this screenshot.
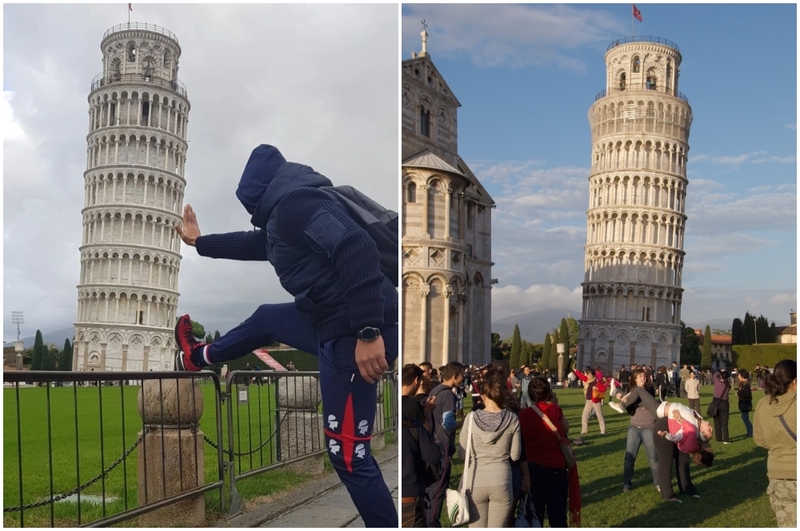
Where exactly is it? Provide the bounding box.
[355,336,388,384]
[175,204,201,246]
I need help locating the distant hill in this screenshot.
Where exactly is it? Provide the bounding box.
[492,308,582,343]
[4,326,75,349]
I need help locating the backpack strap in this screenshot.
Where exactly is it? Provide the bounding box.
[778,415,797,442]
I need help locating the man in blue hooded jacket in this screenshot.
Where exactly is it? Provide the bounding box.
[173,144,398,527]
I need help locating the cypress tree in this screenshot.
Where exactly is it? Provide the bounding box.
[731,318,743,345]
[701,325,713,370]
[61,339,73,371]
[542,333,551,371]
[510,325,522,370]
[559,318,570,353]
[214,330,221,342]
[742,313,755,344]
[31,330,44,371]
[769,322,778,343]
[205,332,213,344]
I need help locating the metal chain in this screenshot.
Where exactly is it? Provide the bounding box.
[4,430,147,513]
[203,412,287,457]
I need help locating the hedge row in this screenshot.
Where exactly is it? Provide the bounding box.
[732,343,797,370]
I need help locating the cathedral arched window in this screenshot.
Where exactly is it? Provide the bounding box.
[127,42,137,62]
[407,182,416,203]
[420,107,430,137]
[619,72,626,91]
[632,56,640,73]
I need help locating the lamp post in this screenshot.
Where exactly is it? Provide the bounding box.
[753,316,758,344]
[11,311,24,370]
[557,343,565,384]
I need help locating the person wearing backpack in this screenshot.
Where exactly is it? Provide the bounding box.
[173,144,398,527]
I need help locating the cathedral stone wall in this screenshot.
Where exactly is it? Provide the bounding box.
[402,33,494,369]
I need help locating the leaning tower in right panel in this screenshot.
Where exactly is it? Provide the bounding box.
[578,37,692,371]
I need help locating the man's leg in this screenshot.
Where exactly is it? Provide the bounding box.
[318,324,399,528]
[425,455,452,527]
[580,401,592,434]
[653,418,677,500]
[206,303,320,363]
[593,402,606,433]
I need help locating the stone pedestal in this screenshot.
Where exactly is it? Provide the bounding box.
[278,376,323,474]
[137,379,205,526]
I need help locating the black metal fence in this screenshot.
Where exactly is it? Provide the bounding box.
[2,369,397,527]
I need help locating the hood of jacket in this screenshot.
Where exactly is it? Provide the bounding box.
[763,390,797,417]
[471,409,514,444]
[235,144,332,228]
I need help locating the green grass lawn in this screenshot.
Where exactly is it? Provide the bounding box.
[446,386,776,528]
[4,375,397,527]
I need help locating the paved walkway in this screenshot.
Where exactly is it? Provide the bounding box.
[223,443,397,528]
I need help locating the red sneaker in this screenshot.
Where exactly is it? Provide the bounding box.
[174,314,206,371]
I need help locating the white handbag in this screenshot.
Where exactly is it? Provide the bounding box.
[446,414,474,526]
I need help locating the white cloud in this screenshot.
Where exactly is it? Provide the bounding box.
[402,4,624,70]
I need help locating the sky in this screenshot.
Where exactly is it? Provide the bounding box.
[3,3,399,343]
[401,3,797,331]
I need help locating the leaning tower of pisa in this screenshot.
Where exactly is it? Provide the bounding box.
[578,37,692,372]
[74,23,190,372]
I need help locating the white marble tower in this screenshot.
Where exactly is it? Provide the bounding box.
[74,23,190,372]
[578,37,692,371]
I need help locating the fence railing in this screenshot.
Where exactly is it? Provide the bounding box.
[606,35,680,52]
[103,23,179,43]
[3,368,397,526]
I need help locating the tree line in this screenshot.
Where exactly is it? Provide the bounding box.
[494,316,579,371]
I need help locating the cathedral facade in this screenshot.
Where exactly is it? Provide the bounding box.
[401,31,494,369]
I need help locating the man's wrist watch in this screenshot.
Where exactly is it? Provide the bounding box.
[356,326,381,342]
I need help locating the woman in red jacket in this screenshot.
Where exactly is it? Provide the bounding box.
[573,364,607,434]
[518,377,581,527]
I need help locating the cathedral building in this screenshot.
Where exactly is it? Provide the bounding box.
[578,36,692,371]
[401,30,494,369]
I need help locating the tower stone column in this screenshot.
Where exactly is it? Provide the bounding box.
[580,37,692,371]
[75,23,190,372]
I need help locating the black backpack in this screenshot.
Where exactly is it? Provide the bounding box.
[322,186,398,287]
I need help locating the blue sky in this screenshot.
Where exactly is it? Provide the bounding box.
[402,3,797,330]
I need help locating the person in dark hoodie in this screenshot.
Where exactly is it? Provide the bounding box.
[173,145,398,527]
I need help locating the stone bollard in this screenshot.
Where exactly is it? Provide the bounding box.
[278,375,323,474]
[137,378,205,527]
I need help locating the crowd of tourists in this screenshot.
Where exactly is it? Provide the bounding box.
[401,358,796,528]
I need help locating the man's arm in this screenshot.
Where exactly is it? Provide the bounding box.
[175,204,268,261]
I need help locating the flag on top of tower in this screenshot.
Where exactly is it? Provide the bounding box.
[128,3,132,11]
[632,4,642,22]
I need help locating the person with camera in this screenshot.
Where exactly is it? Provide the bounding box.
[712,369,732,444]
